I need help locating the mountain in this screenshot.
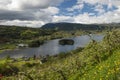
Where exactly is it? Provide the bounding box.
[41,23,120,31]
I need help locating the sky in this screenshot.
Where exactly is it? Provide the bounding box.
[0,0,120,27]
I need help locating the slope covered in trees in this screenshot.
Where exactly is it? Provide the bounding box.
[0,25,57,43]
[41,23,120,31]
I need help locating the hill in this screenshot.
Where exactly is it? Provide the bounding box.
[41,23,120,31]
[0,25,57,42]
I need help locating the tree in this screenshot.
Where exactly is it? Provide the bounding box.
[20,30,39,39]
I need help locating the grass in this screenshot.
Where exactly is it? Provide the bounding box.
[70,49,120,80]
[0,43,16,54]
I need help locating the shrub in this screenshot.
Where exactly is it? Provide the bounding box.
[0,63,19,76]
[23,63,38,68]
[28,40,44,47]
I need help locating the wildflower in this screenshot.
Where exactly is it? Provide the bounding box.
[99,66,103,70]
[93,77,95,79]
[106,75,108,78]
[107,71,111,75]
[94,72,97,74]
[100,78,102,80]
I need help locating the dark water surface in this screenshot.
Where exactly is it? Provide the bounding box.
[0,34,104,58]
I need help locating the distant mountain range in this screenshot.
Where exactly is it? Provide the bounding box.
[41,22,120,31]
[0,23,120,31]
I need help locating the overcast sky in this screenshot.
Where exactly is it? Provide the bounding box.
[0,0,120,27]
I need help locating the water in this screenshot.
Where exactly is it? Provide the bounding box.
[0,34,104,58]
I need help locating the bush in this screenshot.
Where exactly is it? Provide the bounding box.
[0,63,19,76]
[23,63,38,67]
[28,40,44,47]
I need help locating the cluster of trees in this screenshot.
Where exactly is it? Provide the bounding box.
[0,25,57,43]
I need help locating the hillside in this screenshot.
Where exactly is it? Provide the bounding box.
[0,29,120,80]
[0,25,58,42]
[41,23,120,31]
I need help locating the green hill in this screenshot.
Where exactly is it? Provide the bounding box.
[41,23,120,31]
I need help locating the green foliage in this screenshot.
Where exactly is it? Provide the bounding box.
[0,60,19,76]
[23,62,38,68]
[5,55,11,60]
[20,30,39,39]
[71,49,120,80]
[28,39,44,47]
[0,29,120,80]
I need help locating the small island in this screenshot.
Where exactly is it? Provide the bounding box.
[59,39,74,45]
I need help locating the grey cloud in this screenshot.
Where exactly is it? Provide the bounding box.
[0,0,61,21]
[0,10,35,20]
[3,0,64,10]
[0,9,54,21]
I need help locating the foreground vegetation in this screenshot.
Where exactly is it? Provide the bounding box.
[0,29,119,80]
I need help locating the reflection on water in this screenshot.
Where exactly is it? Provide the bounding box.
[0,34,104,58]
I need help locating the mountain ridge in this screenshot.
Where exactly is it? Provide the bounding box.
[41,22,120,31]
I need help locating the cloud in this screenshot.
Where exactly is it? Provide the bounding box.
[94,4,105,15]
[41,7,59,15]
[0,0,63,25]
[0,0,120,27]
[74,8,120,24]
[77,0,120,8]
[67,3,84,12]
[0,20,45,27]
[0,0,63,27]
[53,6,120,24]
[52,15,74,22]
[77,0,107,5]
[0,0,64,10]
[0,6,60,27]
[0,10,35,20]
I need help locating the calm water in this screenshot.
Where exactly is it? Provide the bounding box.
[0,34,104,58]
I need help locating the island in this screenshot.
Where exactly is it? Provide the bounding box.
[59,39,74,45]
